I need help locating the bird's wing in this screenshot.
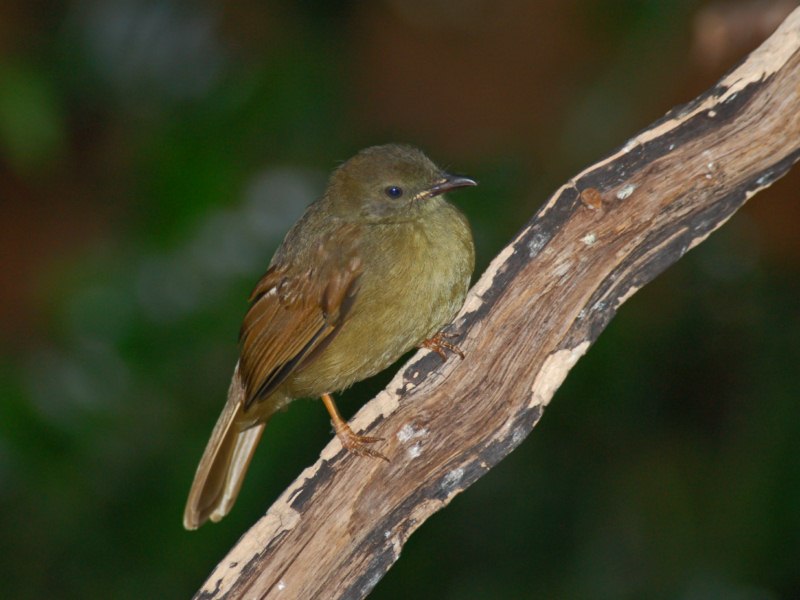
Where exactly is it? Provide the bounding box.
[238,229,363,408]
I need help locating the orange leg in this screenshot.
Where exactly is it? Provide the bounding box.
[321,393,388,461]
[420,331,465,361]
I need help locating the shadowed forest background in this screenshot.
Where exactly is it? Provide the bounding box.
[1,1,799,598]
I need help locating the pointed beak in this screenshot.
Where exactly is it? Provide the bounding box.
[427,174,478,197]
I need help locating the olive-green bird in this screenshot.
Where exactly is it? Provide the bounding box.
[183,144,476,529]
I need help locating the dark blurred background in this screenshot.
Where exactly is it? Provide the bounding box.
[2,1,799,598]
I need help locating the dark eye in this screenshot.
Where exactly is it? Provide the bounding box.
[384,185,404,199]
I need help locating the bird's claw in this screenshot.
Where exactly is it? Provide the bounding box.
[420,331,465,361]
[334,423,389,461]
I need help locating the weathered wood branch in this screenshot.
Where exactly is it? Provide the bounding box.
[196,9,800,599]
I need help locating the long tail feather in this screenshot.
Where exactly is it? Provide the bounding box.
[183,364,266,530]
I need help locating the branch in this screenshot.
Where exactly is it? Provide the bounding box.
[195,9,800,599]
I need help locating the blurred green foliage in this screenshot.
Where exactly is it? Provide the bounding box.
[1,1,798,599]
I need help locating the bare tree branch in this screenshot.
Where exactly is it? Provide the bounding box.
[195,9,800,599]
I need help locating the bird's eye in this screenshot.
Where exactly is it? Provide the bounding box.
[384,185,404,199]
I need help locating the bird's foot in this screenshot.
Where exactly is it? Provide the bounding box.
[333,421,388,461]
[321,391,388,461]
[420,331,465,361]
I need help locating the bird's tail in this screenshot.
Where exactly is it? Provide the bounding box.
[183,365,266,530]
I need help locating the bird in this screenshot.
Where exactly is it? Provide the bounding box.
[183,144,476,529]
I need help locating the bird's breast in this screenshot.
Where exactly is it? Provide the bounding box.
[285,207,474,397]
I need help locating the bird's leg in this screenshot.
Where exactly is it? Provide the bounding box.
[420,331,465,361]
[321,393,388,461]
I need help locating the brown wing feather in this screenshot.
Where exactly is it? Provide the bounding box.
[238,231,363,408]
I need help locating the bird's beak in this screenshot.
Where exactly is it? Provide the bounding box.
[427,174,478,197]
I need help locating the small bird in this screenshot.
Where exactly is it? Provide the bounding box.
[183,144,476,529]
